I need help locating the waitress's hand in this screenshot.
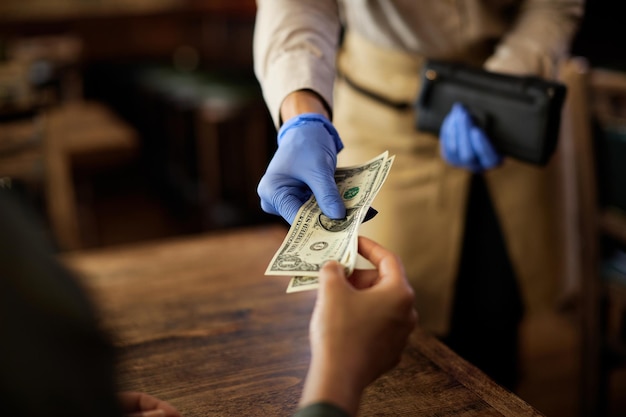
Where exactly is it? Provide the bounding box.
[257,112,346,224]
[440,103,502,172]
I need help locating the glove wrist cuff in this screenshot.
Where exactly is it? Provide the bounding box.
[277,113,344,153]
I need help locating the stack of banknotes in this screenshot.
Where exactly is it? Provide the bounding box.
[264,151,395,293]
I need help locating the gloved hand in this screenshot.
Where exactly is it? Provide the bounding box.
[257,113,346,224]
[440,103,503,172]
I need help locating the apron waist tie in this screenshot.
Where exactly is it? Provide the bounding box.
[337,70,413,111]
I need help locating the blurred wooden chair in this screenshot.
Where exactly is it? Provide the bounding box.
[0,101,138,251]
[1,36,139,250]
[44,101,139,250]
[557,57,626,416]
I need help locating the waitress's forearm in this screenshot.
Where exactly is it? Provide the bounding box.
[280,90,330,123]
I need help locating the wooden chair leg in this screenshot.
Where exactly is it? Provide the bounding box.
[44,113,82,251]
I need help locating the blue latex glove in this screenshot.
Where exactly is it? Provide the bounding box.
[257,113,346,224]
[440,103,503,172]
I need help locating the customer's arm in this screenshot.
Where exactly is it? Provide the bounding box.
[294,237,418,417]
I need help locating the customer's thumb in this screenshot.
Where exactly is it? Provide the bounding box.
[318,260,349,295]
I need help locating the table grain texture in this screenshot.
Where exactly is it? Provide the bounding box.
[63,225,543,417]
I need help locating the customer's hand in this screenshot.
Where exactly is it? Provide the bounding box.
[440,103,502,172]
[118,391,182,417]
[257,113,346,224]
[300,236,418,416]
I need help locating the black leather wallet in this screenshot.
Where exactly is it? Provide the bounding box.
[416,60,567,166]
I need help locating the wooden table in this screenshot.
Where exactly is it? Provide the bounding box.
[64,225,543,416]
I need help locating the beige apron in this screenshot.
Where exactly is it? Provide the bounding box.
[334,31,563,335]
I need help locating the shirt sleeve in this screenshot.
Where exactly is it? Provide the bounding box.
[483,0,585,78]
[292,402,352,417]
[253,0,342,127]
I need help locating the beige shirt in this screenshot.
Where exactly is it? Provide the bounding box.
[253,0,584,126]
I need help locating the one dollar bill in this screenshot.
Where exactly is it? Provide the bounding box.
[263,151,395,293]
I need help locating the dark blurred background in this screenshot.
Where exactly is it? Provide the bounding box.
[571,0,626,69]
[0,0,624,249]
[0,0,277,250]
